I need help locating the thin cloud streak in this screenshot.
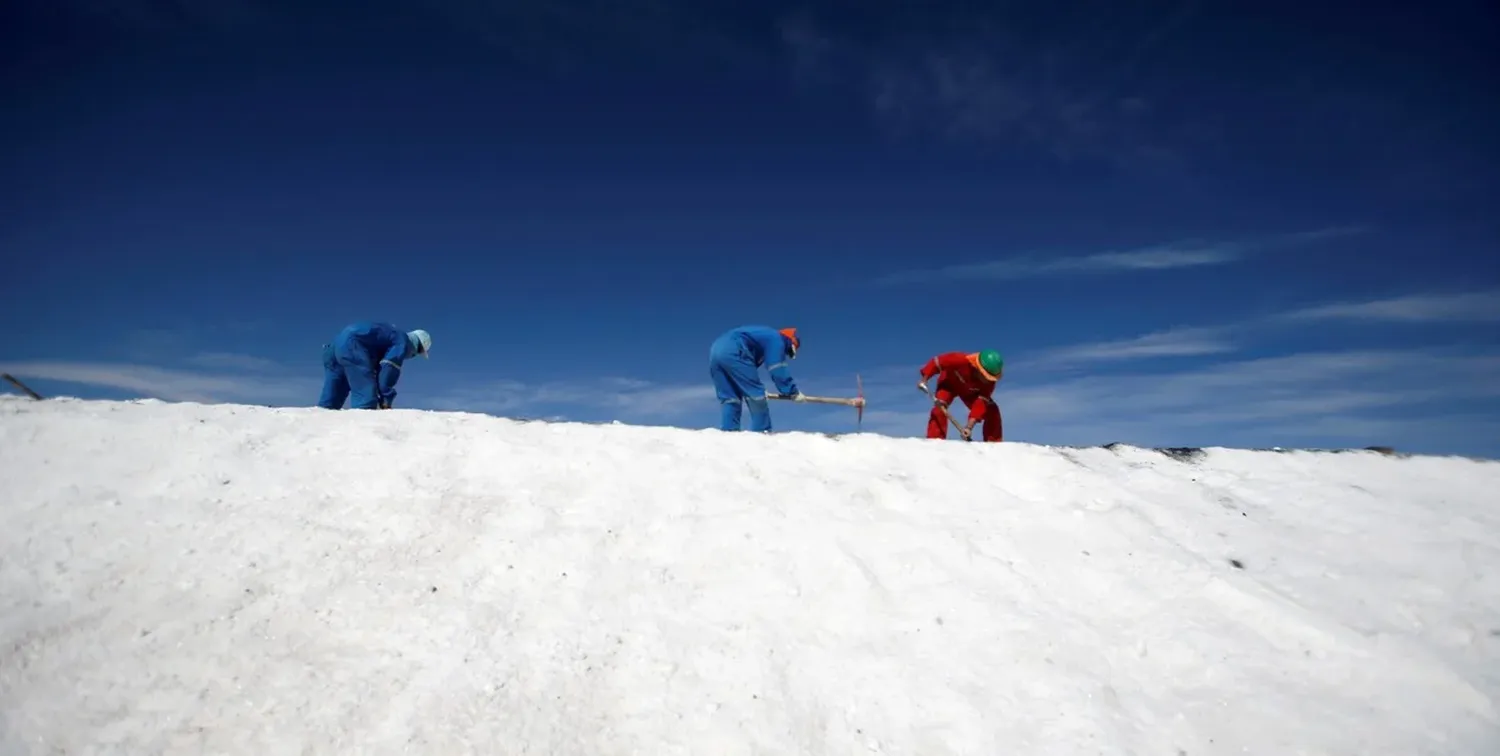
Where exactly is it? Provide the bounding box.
[0,359,307,405]
[1278,224,1370,243]
[777,11,1197,168]
[419,377,715,420]
[1029,327,1236,368]
[1015,283,1494,373]
[1014,348,1498,415]
[870,225,1364,287]
[187,352,286,372]
[872,243,1242,286]
[1279,289,1500,323]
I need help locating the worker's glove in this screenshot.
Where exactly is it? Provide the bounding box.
[916,380,928,393]
[792,393,807,402]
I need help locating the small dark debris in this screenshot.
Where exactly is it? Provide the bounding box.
[1081,550,1091,556]
[1488,629,1499,637]
[1158,447,1205,463]
[430,586,438,593]
[935,616,944,626]
[1229,559,1244,569]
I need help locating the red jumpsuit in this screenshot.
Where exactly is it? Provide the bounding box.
[919,352,1003,442]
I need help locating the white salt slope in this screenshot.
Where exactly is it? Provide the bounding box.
[1,396,1497,755]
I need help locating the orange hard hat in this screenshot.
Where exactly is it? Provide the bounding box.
[779,327,799,350]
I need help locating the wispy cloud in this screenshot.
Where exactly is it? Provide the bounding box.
[186,352,287,372]
[1278,289,1500,323]
[775,6,1211,169]
[118,328,197,358]
[1020,346,1500,444]
[872,243,1242,286]
[107,324,279,363]
[1017,283,1496,372]
[0,358,307,405]
[842,325,1239,386]
[416,376,716,422]
[1278,225,1371,244]
[1028,327,1237,368]
[871,226,1363,286]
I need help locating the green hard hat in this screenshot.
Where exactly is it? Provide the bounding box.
[978,349,1004,377]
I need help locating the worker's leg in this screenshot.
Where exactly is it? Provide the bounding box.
[926,388,956,438]
[978,397,1003,442]
[316,343,350,409]
[709,357,744,431]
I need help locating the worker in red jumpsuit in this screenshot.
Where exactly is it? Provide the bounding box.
[916,350,1004,441]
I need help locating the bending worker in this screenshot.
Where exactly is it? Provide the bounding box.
[917,349,1004,442]
[708,325,803,432]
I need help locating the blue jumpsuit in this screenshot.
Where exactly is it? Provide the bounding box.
[318,321,417,410]
[708,325,799,432]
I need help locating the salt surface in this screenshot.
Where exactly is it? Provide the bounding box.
[1,396,1497,754]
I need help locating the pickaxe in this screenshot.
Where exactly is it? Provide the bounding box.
[767,373,866,430]
[919,384,970,441]
[2,373,43,400]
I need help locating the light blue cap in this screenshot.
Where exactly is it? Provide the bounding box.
[408,329,432,358]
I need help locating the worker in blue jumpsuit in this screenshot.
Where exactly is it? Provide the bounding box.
[318,321,432,410]
[708,325,803,432]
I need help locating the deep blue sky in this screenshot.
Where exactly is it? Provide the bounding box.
[3,0,1498,456]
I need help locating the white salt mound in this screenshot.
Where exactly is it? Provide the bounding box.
[1,396,1497,754]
